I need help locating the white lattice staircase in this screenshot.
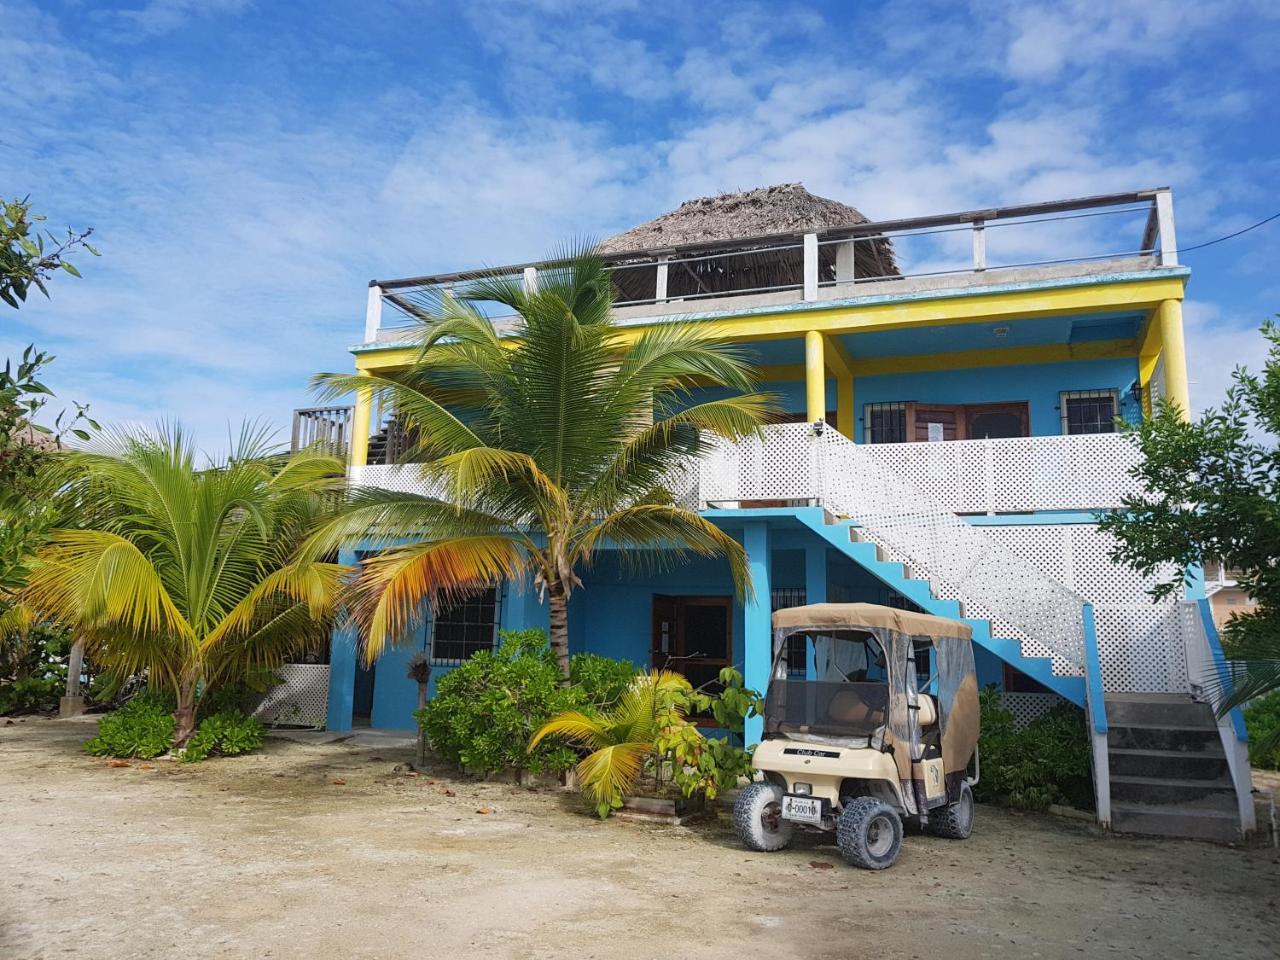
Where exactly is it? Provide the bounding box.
[790,507,1087,705]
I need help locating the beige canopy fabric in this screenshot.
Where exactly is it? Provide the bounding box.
[772,602,973,641]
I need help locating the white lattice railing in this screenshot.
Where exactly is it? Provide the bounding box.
[858,433,1142,514]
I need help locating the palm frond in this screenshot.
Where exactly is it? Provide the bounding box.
[347,536,529,663]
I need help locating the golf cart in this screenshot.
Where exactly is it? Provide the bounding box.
[733,603,979,869]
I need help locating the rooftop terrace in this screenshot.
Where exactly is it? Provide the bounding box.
[357,186,1182,349]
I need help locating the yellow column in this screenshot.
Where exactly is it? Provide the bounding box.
[349,386,371,467]
[805,330,825,424]
[1156,299,1191,421]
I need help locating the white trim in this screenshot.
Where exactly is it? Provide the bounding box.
[1155,190,1178,266]
[972,220,986,272]
[364,285,383,342]
[802,233,818,301]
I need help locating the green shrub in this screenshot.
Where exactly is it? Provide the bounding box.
[85,691,175,759]
[180,711,266,763]
[0,622,72,715]
[1244,691,1280,770]
[418,630,579,777]
[974,687,1093,811]
[569,652,637,710]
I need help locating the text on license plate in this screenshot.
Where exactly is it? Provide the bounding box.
[782,795,822,824]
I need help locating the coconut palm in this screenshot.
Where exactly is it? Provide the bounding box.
[306,246,774,679]
[22,423,347,746]
[529,669,692,817]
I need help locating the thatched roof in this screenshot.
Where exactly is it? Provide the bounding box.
[599,184,898,303]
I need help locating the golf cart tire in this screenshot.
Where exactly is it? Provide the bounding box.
[930,780,975,840]
[836,797,903,870]
[733,782,793,852]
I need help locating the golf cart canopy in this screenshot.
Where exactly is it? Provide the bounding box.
[772,603,973,641]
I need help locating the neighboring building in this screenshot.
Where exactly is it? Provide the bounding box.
[1204,559,1259,631]
[292,184,1253,840]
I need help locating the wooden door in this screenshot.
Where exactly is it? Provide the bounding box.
[651,595,733,694]
[964,402,1029,439]
[908,402,1029,441]
[909,403,965,441]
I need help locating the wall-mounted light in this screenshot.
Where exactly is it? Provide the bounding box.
[812,418,826,436]
[992,325,1010,338]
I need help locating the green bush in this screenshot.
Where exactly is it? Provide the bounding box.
[0,622,72,715]
[418,630,580,777]
[180,711,266,763]
[569,652,637,710]
[1244,691,1280,770]
[974,687,1093,811]
[85,689,266,763]
[85,691,175,759]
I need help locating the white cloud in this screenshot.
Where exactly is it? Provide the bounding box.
[1182,300,1271,415]
[107,0,253,39]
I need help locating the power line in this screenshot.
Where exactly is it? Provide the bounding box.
[1180,212,1280,254]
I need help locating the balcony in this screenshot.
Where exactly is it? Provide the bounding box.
[303,421,1140,517]
[359,188,1181,348]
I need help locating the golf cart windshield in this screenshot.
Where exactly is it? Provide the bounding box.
[763,631,890,741]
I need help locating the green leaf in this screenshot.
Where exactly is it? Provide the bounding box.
[61,261,82,278]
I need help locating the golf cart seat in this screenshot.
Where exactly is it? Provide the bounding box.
[917,694,938,727]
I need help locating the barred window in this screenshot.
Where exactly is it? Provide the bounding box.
[772,587,808,676]
[864,402,908,443]
[1060,390,1119,435]
[430,587,500,665]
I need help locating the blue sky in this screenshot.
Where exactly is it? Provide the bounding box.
[3,0,1279,452]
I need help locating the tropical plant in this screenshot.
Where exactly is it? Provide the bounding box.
[180,711,266,763]
[530,669,695,817]
[415,629,634,778]
[305,246,774,680]
[0,609,73,715]
[85,690,176,760]
[1098,319,1280,730]
[1244,691,1280,770]
[973,687,1093,811]
[22,423,346,747]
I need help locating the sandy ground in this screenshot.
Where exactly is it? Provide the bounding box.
[2,717,1277,960]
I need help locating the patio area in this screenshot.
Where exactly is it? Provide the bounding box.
[2,717,1276,960]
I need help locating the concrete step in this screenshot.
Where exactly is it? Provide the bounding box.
[1107,723,1223,752]
[1108,747,1229,782]
[1111,801,1240,842]
[1110,773,1238,807]
[1105,695,1217,727]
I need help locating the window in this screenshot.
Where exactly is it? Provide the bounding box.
[772,588,808,675]
[864,402,908,443]
[1060,390,1119,435]
[430,587,499,664]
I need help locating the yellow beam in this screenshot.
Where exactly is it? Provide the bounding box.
[350,276,1186,373]
[350,387,371,468]
[804,330,825,424]
[849,337,1139,377]
[1155,299,1191,419]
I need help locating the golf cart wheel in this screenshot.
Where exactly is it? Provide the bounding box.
[836,797,903,870]
[930,780,975,840]
[733,782,793,852]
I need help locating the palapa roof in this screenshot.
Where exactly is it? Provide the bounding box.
[600,183,884,254]
[598,184,898,303]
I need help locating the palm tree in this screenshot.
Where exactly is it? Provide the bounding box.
[306,247,774,679]
[22,424,347,746]
[530,669,692,817]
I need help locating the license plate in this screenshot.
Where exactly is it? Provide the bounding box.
[781,794,823,824]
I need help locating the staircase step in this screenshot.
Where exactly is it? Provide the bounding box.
[1108,747,1229,781]
[1111,802,1240,842]
[1110,773,1237,806]
[1107,723,1223,752]
[1105,696,1216,727]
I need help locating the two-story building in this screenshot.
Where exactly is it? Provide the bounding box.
[285,183,1253,841]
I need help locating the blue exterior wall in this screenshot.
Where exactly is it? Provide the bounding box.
[851,358,1141,442]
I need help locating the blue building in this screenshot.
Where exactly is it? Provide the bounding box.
[288,184,1253,841]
